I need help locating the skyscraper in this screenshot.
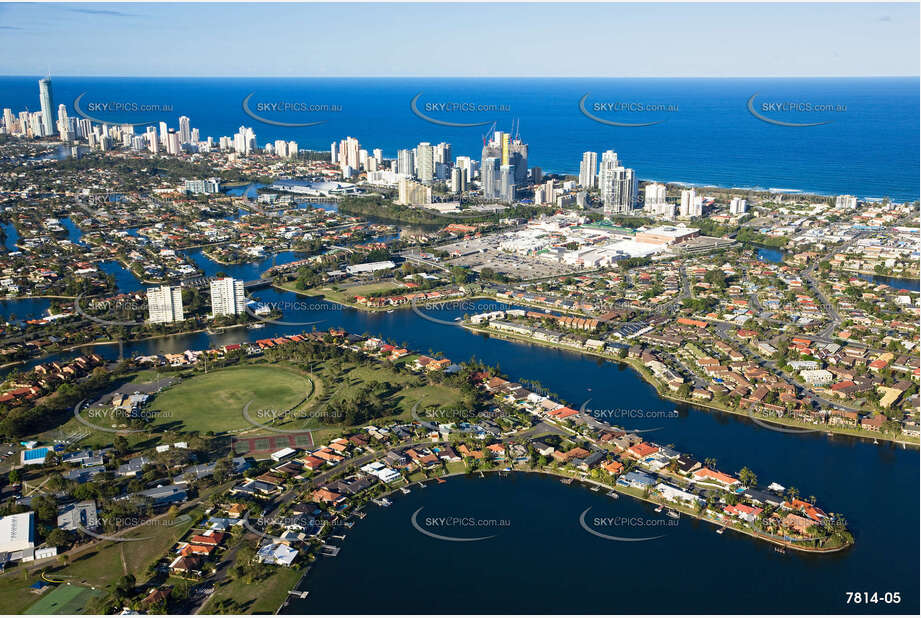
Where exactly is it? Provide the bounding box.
[416,142,434,185]
[450,167,466,193]
[579,151,598,189]
[2,108,14,134]
[482,131,528,186]
[338,136,360,171]
[146,126,159,154]
[599,151,636,216]
[397,149,415,177]
[397,177,433,205]
[835,195,857,209]
[508,138,528,185]
[167,130,181,155]
[210,278,245,318]
[679,189,702,217]
[481,157,500,199]
[434,142,452,165]
[644,183,667,214]
[178,116,191,144]
[38,77,55,136]
[499,164,516,203]
[147,286,184,323]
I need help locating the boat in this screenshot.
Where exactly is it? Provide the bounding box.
[436,478,446,484]
[560,478,573,485]
[654,505,663,513]
[417,482,427,488]
[400,486,411,494]
[247,323,265,330]
[607,491,619,499]
[386,309,394,313]
[775,546,786,554]
[716,526,726,535]
[453,317,461,321]
[666,509,680,519]
[873,439,879,445]
[591,485,600,492]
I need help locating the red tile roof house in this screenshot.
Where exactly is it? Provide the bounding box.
[312,488,345,505]
[485,443,507,460]
[189,531,227,546]
[180,543,215,557]
[723,503,762,523]
[781,512,818,536]
[627,442,659,459]
[692,467,740,488]
[169,555,202,575]
[548,406,579,420]
[301,455,326,471]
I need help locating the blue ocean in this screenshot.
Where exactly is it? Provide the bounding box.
[1,76,918,200]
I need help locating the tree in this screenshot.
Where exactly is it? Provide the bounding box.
[738,466,757,487]
[704,269,727,289]
[113,435,129,456]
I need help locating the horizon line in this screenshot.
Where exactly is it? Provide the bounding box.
[1,74,919,79]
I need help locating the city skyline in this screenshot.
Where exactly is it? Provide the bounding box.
[0,2,918,78]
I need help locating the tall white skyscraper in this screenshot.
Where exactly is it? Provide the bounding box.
[2,108,14,134]
[579,151,598,189]
[167,130,181,155]
[416,142,434,185]
[679,189,703,217]
[372,148,383,165]
[338,136,360,171]
[729,197,748,215]
[644,183,667,214]
[330,141,338,164]
[210,278,245,318]
[481,157,500,199]
[38,77,55,136]
[178,116,191,144]
[147,286,184,323]
[234,126,256,154]
[835,195,857,209]
[434,142,452,165]
[146,126,159,154]
[455,156,473,182]
[397,149,415,176]
[598,151,636,215]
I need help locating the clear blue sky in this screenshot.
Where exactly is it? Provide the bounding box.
[0,2,917,77]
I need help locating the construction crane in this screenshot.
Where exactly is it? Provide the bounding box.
[481,121,497,146]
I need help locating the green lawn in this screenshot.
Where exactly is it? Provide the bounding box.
[199,564,306,614]
[146,365,313,433]
[284,281,400,306]
[44,504,204,591]
[25,584,104,615]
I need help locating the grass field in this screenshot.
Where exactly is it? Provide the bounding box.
[283,281,400,306]
[44,503,204,591]
[199,564,306,614]
[24,584,104,615]
[146,365,313,433]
